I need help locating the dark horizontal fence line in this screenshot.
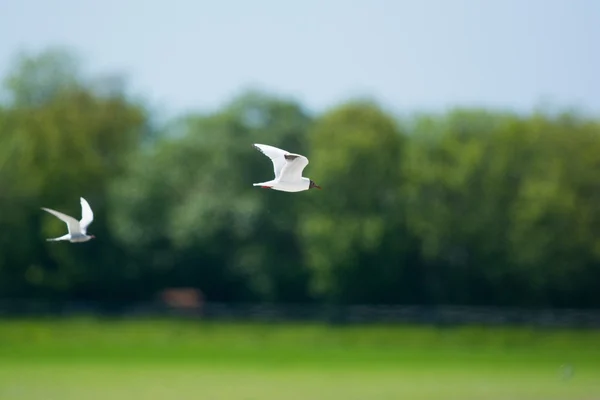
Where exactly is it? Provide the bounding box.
[1,300,599,328]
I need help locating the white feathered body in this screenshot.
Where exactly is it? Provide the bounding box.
[252,143,319,193]
[253,177,311,192]
[42,197,95,243]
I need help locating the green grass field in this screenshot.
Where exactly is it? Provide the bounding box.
[0,317,598,399]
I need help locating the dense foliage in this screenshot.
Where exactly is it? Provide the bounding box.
[1,49,599,308]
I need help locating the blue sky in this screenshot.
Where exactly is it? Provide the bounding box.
[0,0,598,117]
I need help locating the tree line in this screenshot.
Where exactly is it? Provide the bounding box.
[1,48,599,309]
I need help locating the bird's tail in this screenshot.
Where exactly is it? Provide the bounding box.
[253,180,275,187]
[46,234,69,242]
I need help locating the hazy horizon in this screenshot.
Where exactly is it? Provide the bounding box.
[1,0,598,117]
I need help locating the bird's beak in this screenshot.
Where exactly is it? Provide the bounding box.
[316,185,322,190]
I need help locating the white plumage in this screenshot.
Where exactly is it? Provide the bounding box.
[41,197,96,243]
[252,144,321,192]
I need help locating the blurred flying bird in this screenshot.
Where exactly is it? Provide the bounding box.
[41,197,95,243]
[252,144,321,192]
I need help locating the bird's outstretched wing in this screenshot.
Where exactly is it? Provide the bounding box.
[79,197,94,234]
[253,144,289,179]
[279,153,309,182]
[41,207,81,234]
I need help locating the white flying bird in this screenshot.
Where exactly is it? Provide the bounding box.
[252,143,321,192]
[41,197,95,243]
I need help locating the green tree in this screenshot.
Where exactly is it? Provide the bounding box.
[299,101,413,304]
[2,46,600,310]
[110,91,314,302]
[403,109,600,307]
[3,47,81,108]
[0,49,149,300]
[506,112,600,307]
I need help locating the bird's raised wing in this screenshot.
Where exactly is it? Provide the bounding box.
[79,197,94,234]
[41,207,81,235]
[253,144,289,179]
[279,153,309,182]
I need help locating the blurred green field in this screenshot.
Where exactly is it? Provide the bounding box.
[0,318,598,399]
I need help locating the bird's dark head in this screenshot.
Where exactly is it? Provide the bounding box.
[309,180,322,190]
